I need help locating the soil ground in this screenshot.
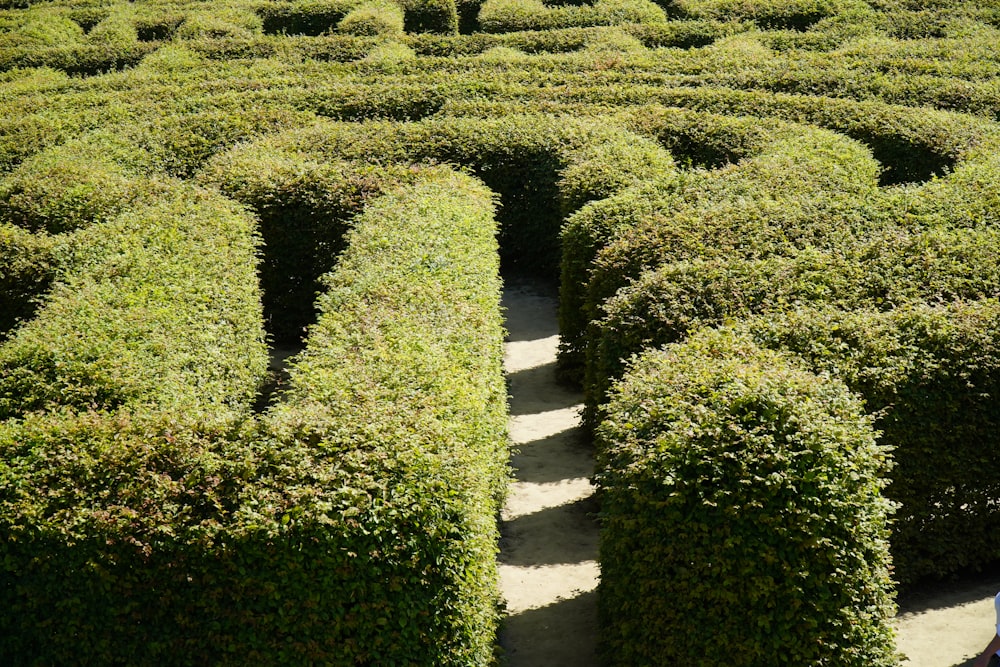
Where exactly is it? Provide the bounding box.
[498,281,1000,667]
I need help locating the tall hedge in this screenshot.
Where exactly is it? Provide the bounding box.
[739,299,1000,585]
[0,167,508,664]
[596,328,897,666]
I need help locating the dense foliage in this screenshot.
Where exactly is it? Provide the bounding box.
[595,329,896,666]
[4,0,1000,662]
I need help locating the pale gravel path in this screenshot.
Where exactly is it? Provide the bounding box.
[498,283,600,667]
[495,283,1000,667]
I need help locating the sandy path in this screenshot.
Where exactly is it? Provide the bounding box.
[496,281,1000,667]
[498,283,600,667]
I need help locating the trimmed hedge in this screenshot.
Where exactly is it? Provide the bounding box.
[738,299,1000,585]
[199,154,436,342]
[585,225,1000,427]
[558,110,882,383]
[477,0,666,33]
[261,167,507,664]
[207,114,675,279]
[596,328,897,666]
[0,223,53,339]
[0,167,508,664]
[0,182,268,422]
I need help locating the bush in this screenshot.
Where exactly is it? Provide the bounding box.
[337,0,406,36]
[739,299,1000,585]
[477,0,666,33]
[0,182,267,421]
[596,328,897,666]
[211,114,675,279]
[199,153,430,342]
[0,166,506,665]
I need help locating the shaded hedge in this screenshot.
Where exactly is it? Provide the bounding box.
[739,300,1000,585]
[0,223,53,339]
[596,328,896,666]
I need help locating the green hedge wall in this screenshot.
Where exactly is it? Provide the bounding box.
[558,111,882,384]
[209,114,675,279]
[0,182,267,422]
[596,328,897,666]
[0,167,508,664]
[585,225,1000,428]
[738,299,1000,585]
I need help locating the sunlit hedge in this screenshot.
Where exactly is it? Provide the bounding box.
[596,328,897,665]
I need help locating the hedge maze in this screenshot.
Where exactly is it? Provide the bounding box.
[3,0,1000,663]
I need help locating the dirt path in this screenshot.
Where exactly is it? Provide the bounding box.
[496,281,1000,667]
[498,282,600,667]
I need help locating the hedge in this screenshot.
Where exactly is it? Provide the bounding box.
[738,299,1000,585]
[596,328,897,666]
[0,167,508,664]
[199,154,439,342]
[0,181,267,422]
[558,111,882,383]
[585,225,1000,428]
[260,167,507,664]
[206,114,675,279]
[0,223,53,339]
[477,0,667,33]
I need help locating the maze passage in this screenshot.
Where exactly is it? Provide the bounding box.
[3,0,1000,663]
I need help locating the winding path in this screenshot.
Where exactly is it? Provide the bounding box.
[498,282,600,667]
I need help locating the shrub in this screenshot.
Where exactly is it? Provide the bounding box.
[0,182,267,421]
[739,299,1000,585]
[337,1,406,36]
[258,0,361,35]
[558,112,881,382]
[596,328,897,666]
[199,153,429,342]
[477,0,666,33]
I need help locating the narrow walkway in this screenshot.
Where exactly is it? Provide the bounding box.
[498,282,600,667]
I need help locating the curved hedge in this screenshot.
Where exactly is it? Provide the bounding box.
[596,328,896,666]
[0,168,508,665]
[738,299,1000,585]
[585,225,1000,426]
[205,114,676,278]
[559,111,882,383]
[0,182,268,422]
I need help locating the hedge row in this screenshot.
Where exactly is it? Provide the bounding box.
[735,300,1000,585]
[558,109,883,384]
[0,181,267,422]
[585,225,1000,428]
[477,0,666,34]
[204,114,676,279]
[256,167,507,665]
[0,167,509,664]
[596,328,897,665]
